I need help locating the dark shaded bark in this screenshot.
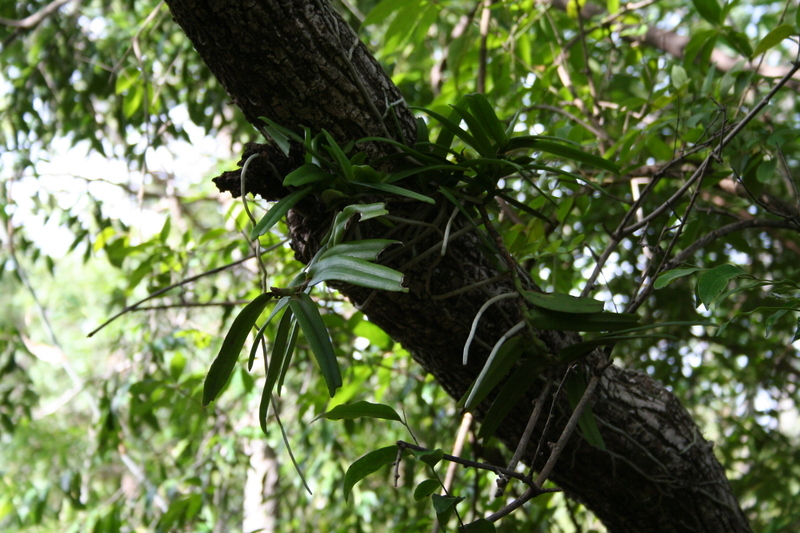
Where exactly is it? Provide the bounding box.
[164,1,752,531]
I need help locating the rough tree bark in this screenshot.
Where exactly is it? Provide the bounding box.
[163,1,752,531]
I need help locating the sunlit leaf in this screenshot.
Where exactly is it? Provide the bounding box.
[306,254,407,292]
[751,24,795,58]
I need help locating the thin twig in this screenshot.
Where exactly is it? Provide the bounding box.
[87,239,288,337]
[534,371,602,487]
[495,380,551,497]
[396,441,538,486]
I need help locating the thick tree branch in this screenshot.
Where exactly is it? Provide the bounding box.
[164,1,753,531]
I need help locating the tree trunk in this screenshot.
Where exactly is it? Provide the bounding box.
[163,1,752,531]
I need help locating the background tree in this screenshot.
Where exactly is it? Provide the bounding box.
[1,1,799,532]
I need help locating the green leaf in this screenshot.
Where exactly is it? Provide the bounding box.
[258,308,296,433]
[526,308,640,332]
[322,130,354,181]
[288,293,342,396]
[259,117,296,156]
[203,293,274,406]
[765,309,788,337]
[523,291,605,314]
[655,267,700,289]
[752,24,795,58]
[122,84,143,118]
[565,372,606,450]
[317,401,402,422]
[414,448,443,468]
[692,0,722,25]
[465,93,507,147]
[464,336,524,410]
[277,319,300,394]
[352,181,436,204]
[413,105,481,154]
[250,186,312,240]
[450,103,495,156]
[757,158,777,183]
[283,163,333,187]
[697,264,747,309]
[722,27,753,58]
[671,64,689,90]
[306,254,407,292]
[330,203,389,246]
[505,137,619,174]
[414,479,441,501]
[460,519,497,533]
[362,0,409,27]
[343,445,399,502]
[318,239,399,261]
[478,358,543,440]
[431,494,464,527]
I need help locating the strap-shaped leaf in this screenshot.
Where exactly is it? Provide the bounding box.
[330,203,389,246]
[250,186,312,240]
[413,105,480,154]
[203,293,274,406]
[357,136,450,167]
[283,163,333,187]
[526,308,639,332]
[343,445,399,502]
[288,293,342,396]
[258,308,297,433]
[565,372,606,450]
[306,254,407,292]
[450,103,494,157]
[465,93,508,148]
[277,317,300,394]
[318,239,398,261]
[322,130,354,181]
[463,331,525,410]
[352,181,436,204]
[258,116,302,155]
[523,291,605,314]
[505,136,619,174]
[477,358,544,440]
[317,401,401,422]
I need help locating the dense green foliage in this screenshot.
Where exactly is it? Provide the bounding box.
[2,0,800,531]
